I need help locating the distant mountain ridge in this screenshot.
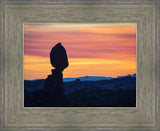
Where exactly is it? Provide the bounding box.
[117,74,136,78]
[64,76,113,82]
[25,74,136,82]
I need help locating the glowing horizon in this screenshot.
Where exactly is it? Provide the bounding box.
[24,24,136,80]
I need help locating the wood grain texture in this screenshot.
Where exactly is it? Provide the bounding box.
[1,0,159,130]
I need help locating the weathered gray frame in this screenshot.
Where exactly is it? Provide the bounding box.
[1,1,159,130]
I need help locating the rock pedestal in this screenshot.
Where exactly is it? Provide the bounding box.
[43,69,65,106]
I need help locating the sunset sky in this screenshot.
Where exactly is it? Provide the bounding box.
[24,23,136,80]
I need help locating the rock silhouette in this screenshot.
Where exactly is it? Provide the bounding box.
[32,42,68,106]
[50,42,68,71]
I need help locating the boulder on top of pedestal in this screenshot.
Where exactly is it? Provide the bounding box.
[50,42,69,70]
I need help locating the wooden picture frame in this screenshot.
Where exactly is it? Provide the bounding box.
[1,0,159,130]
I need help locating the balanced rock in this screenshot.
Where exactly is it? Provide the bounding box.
[41,42,69,106]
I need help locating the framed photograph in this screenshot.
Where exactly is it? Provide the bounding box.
[24,23,136,107]
[1,0,159,130]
